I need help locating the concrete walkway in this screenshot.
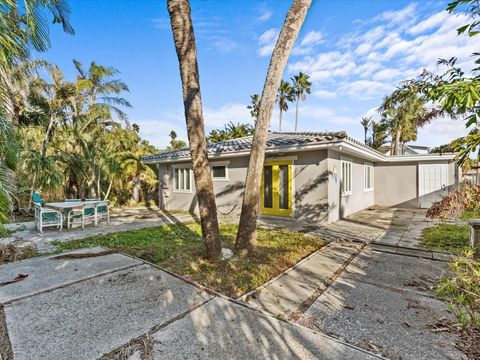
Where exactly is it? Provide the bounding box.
[3,209,196,252]
[245,242,363,318]
[0,248,380,360]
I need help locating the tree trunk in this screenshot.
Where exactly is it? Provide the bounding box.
[104,178,113,200]
[391,129,401,155]
[40,115,56,157]
[235,0,312,256]
[167,0,222,261]
[364,128,368,144]
[295,99,299,131]
[132,174,141,203]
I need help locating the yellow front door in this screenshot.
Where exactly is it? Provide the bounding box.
[260,161,293,216]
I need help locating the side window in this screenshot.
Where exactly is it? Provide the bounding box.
[173,167,191,191]
[364,165,374,191]
[212,165,227,179]
[341,161,353,195]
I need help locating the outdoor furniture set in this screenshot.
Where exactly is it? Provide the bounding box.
[33,192,110,233]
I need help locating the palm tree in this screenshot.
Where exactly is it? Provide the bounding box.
[0,0,74,64]
[207,122,254,143]
[291,72,311,131]
[360,116,372,144]
[167,0,222,261]
[276,80,294,131]
[379,92,442,155]
[247,94,260,122]
[235,0,313,256]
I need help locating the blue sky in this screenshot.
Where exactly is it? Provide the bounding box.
[39,0,477,149]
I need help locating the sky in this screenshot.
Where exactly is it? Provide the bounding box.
[39,0,478,149]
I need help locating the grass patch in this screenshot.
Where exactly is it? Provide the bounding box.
[52,222,326,297]
[421,224,470,253]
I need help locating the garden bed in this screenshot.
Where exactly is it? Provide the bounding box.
[52,222,326,297]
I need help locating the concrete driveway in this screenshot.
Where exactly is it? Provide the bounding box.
[0,248,379,360]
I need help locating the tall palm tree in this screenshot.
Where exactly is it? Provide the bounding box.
[276,80,294,131]
[167,0,222,261]
[247,94,260,122]
[291,72,311,131]
[360,116,372,144]
[235,0,313,256]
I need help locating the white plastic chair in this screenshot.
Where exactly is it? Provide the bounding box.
[95,201,110,225]
[35,204,63,233]
[67,204,96,229]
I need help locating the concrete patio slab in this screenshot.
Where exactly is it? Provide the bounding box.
[0,247,142,304]
[247,242,362,317]
[3,264,212,360]
[303,250,465,360]
[149,298,380,360]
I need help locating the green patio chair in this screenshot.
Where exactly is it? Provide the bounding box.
[35,204,63,233]
[95,201,110,225]
[32,191,44,206]
[67,204,96,229]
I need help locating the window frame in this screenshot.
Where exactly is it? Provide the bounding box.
[364,164,374,192]
[341,160,353,196]
[211,164,229,181]
[172,165,192,193]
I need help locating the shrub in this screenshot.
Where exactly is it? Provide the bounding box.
[436,249,480,330]
[427,184,480,219]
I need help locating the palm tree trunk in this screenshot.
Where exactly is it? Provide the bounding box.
[364,128,368,144]
[391,129,401,155]
[295,99,299,131]
[235,0,312,256]
[279,107,283,131]
[104,178,113,200]
[168,0,222,261]
[40,115,56,157]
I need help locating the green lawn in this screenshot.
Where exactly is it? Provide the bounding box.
[421,224,470,253]
[52,222,326,297]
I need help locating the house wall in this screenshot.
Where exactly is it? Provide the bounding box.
[374,162,418,207]
[327,150,375,222]
[374,160,457,208]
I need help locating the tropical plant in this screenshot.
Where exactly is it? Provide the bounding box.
[276,80,294,131]
[247,94,260,122]
[360,116,372,144]
[167,130,187,150]
[167,0,222,260]
[291,71,311,131]
[235,0,313,256]
[367,121,389,150]
[207,121,254,143]
[378,91,442,155]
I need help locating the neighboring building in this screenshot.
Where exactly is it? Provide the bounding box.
[142,132,459,225]
[381,143,430,156]
[463,161,480,185]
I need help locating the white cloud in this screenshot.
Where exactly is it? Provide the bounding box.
[300,31,323,47]
[204,103,252,128]
[313,89,337,99]
[372,68,403,81]
[408,11,448,35]
[257,28,279,57]
[340,80,394,100]
[257,9,272,22]
[208,36,237,54]
[417,117,470,147]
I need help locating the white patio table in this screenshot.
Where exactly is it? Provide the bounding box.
[45,201,99,210]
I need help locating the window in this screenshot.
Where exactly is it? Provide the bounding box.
[364,165,374,191]
[212,165,227,179]
[173,167,191,192]
[341,160,352,195]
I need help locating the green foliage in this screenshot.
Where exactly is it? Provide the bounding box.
[366,120,389,149]
[247,94,260,121]
[167,130,186,150]
[207,121,254,143]
[427,184,480,219]
[421,224,470,253]
[291,72,312,101]
[436,249,480,330]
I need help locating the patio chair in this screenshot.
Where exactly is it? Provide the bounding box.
[35,204,63,233]
[67,204,96,229]
[95,201,110,225]
[32,191,44,206]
